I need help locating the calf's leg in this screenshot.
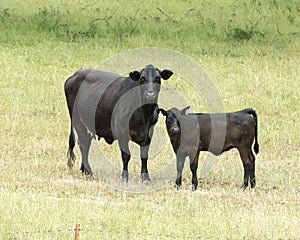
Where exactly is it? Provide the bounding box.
[189,150,200,191]
[238,147,256,189]
[249,151,256,188]
[175,154,186,189]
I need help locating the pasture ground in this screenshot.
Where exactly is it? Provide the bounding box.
[0,0,299,239]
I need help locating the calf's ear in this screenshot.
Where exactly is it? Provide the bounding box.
[158,108,167,116]
[129,71,140,81]
[181,106,190,115]
[160,70,173,80]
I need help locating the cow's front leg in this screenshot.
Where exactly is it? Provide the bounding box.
[140,145,151,184]
[119,138,131,183]
[175,153,186,190]
[121,150,130,183]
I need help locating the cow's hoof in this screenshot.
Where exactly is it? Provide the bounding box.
[175,184,180,191]
[83,170,92,176]
[80,167,92,176]
[142,180,151,185]
[67,159,75,169]
[67,151,76,169]
[191,184,197,192]
[141,173,151,184]
[122,170,129,183]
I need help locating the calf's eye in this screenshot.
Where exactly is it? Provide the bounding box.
[155,76,160,82]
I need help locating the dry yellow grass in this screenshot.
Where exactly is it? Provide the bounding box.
[0,0,299,239]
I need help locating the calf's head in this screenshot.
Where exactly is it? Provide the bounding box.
[159,106,190,135]
[129,64,173,102]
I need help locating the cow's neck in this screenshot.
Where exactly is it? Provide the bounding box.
[139,103,157,114]
[134,103,157,122]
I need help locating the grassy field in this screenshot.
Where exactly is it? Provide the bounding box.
[0,0,299,239]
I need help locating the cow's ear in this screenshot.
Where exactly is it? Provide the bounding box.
[181,106,190,115]
[158,108,167,116]
[160,70,173,80]
[129,71,140,81]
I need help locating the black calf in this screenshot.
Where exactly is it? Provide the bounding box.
[159,107,259,190]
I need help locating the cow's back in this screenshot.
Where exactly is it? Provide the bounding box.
[68,69,123,136]
[64,69,94,118]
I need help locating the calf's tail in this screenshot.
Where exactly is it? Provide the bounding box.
[245,108,259,154]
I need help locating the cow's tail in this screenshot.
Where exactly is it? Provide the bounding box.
[245,108,259,154]
[67,125,76,168]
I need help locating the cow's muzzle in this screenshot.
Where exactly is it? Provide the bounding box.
[145,91,157,100]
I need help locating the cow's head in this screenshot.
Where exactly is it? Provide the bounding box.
[129,64,173,101]
[159,106,190,135]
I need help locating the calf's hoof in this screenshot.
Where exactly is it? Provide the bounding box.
[242,179,249,189]
[175,184,180,191]
[250,179,256,188]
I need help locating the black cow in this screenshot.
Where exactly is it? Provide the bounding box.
[159,107,259,190]
[64,65,173,183]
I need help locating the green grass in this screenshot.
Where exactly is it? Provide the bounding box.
[0,0,299,239]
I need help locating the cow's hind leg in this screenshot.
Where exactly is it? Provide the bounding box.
[140,145,151,184]
[75,123,93,176]
[67,126,76,169]
[238,147,256,189]
[189,150,200,191]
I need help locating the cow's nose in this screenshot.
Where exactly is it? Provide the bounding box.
[146,91,156,99]
[170,126,180,133]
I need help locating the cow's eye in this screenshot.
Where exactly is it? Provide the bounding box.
[154,76,160,82]
[140,76,146,83]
